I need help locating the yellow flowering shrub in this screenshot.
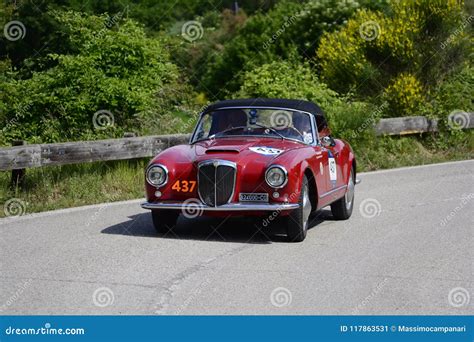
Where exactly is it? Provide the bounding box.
[317,9,386,94]
[383,73,424,117]
[316,0,466,112]
[375,8,420,63]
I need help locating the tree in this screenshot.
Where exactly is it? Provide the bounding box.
[200,0,389,97]
[0,11,181,144]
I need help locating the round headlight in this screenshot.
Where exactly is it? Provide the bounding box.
[265,165,288,188]
[146,164,168,187]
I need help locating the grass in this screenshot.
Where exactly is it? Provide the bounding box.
[0,159,147,218]
[0,134,473,218]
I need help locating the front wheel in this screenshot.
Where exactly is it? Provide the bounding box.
[330,168,355,220]
[151,210,179,234]
[284,175,312,242]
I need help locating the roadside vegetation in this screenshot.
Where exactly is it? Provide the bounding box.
[0,0,472,216]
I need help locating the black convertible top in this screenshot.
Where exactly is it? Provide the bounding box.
[204,98,325,118]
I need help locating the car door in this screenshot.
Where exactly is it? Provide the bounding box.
[312,144,329,198]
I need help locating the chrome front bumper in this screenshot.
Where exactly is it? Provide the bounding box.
[141,201,299,211]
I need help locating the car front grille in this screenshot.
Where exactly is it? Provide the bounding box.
[198,160,236,207]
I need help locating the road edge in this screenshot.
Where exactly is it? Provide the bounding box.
[1,159,472,223]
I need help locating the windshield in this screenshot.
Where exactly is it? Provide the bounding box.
[191,108,314,144]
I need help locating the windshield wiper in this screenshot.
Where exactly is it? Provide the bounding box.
[210,124,286,141]
[253,123,285,140]
[214,125,248,137]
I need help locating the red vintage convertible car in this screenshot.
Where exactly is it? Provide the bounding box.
[142,98,357,242]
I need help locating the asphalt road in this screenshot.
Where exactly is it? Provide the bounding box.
[0,160,473,315]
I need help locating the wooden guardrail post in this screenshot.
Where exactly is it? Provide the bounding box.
[375,116,438,136]
[0,134,191,171]
[10,140,26,189]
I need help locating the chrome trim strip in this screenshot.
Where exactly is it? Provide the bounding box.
[215,106,313,116]
[319,184,347,198]
[198,159,236,168]
[197,159,237,207]
[145,164,168,188]
[194,135,307,146]
[141,201,299,211]
[310,113,319,146]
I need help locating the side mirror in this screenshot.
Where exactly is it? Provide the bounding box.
[321,136,335,148]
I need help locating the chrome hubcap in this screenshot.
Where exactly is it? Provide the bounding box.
[345,170,355,210]
[302,183,311,228]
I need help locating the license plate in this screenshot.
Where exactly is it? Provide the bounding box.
[239,193,269,202]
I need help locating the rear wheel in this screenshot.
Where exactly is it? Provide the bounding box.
[151,210,179,234]
[330,167,355,220]
[285,175,311,242]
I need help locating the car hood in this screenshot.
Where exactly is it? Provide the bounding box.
[192,137,304,163]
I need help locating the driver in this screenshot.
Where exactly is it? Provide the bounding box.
[209,109,247,135]
[292,112,313,144]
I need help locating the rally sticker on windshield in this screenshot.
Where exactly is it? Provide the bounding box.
[249,147,283,156]
[328,150,337,187]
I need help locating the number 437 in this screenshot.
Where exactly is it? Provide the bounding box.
[171,180,196,192]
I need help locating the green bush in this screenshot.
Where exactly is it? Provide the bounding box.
[201,0,389,96]
[237,60,379,145]
[237,60,338,108]
[0,11,182,144]
[431,64,474,119]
